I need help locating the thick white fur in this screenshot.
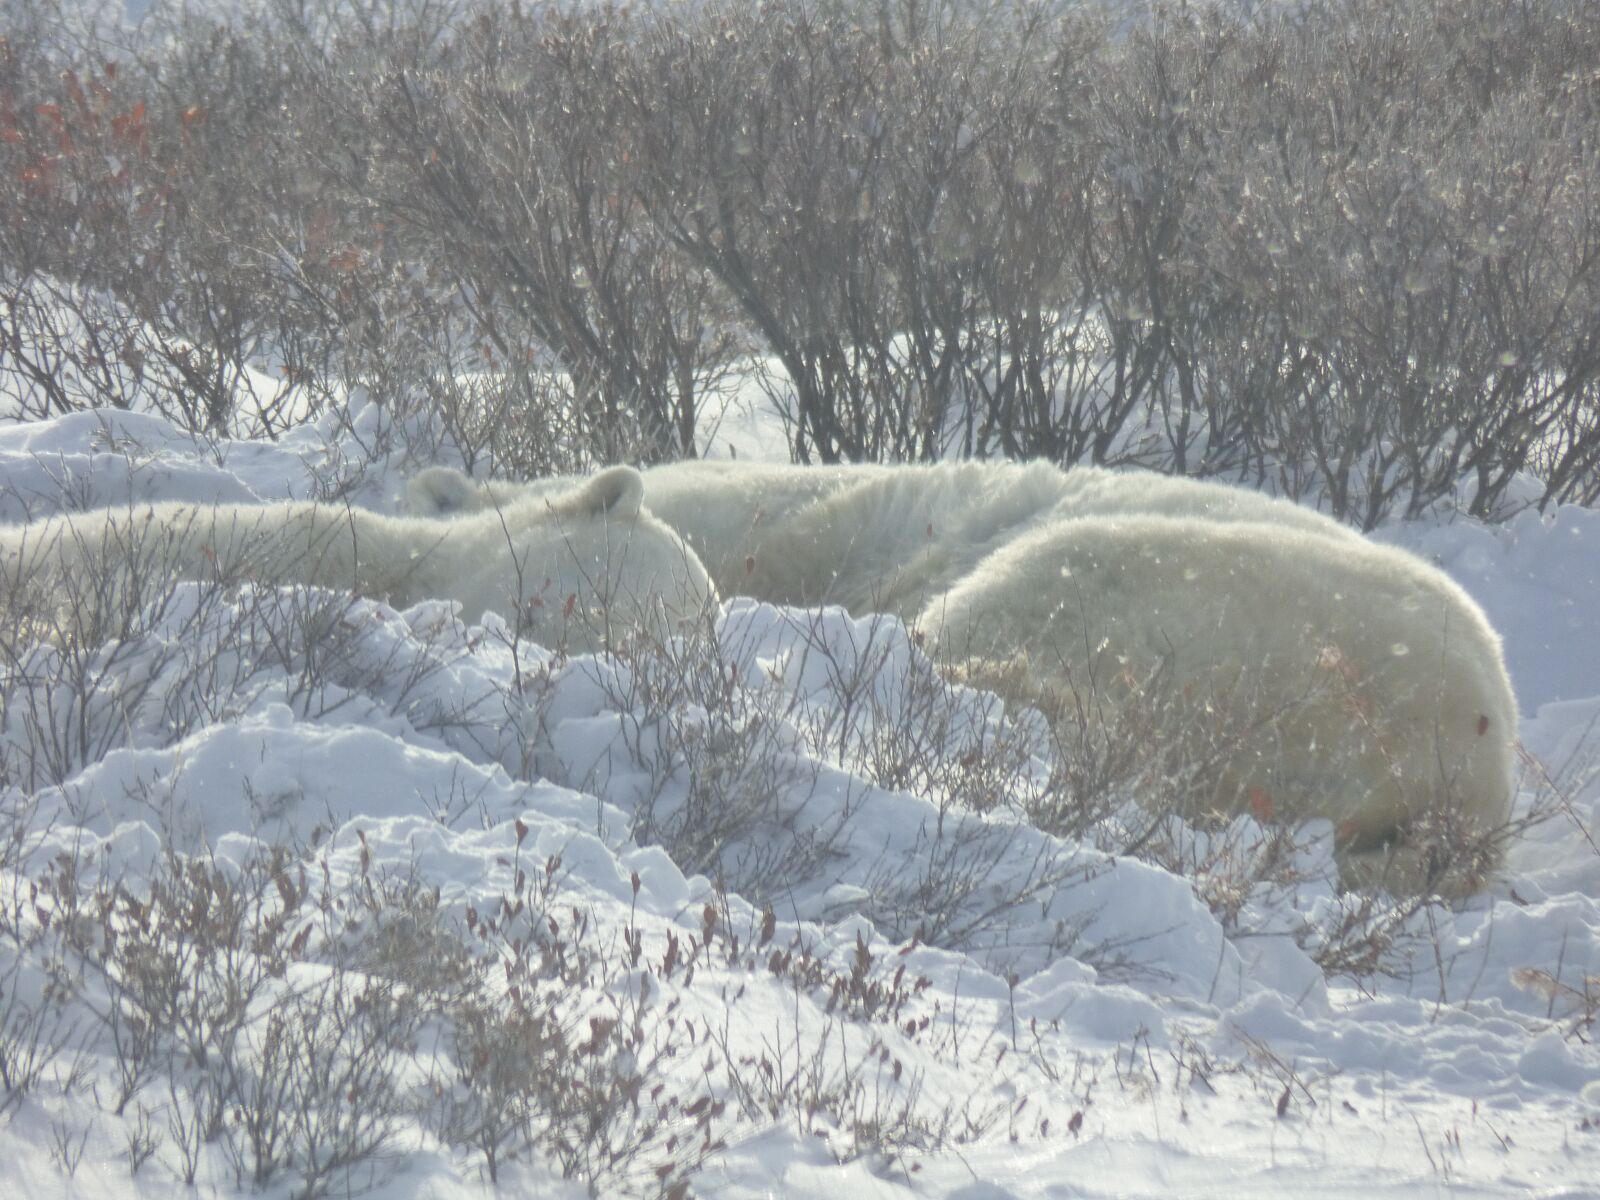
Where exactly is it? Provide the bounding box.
[923,514,1517,890]
[407,461,1358,615]
[2,467,713,653]
[409,460,1517,891]
[410,461,884,602]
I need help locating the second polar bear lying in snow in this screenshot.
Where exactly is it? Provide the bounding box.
[1,467,712,655]
[409,459,1516,894]
[408,459,1360,618]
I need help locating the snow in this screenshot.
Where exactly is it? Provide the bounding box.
[1381,507,1600,712]
[1,394,1597,1198]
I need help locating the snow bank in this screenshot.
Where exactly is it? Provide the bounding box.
[0,408,1596,1198]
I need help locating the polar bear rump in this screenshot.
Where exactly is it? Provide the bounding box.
[924,514,1518,894]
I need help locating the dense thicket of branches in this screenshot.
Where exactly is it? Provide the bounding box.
[3,0,1598,524]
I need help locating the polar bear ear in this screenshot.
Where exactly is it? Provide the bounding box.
[568,465,645,519]
[407,466,480,516]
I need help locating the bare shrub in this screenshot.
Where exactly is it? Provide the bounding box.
[328,1,736,470]
[0,512,480,790]
[544,603,1098,964]
[538,608,844,900]
[623,2,902,463]
[21,831,421,1195]
[697,899,1034,1169]
[0,918,79,1114]
[1194,0,1600,522]
[0,1,347,434]
[66,846,301,1118]
[714,1005,952,1169]
[1511,965,1599,1041]
[949,9,1132,465]
[219,972,419,1197]
[6,0,1597,503]
[11,791,995,1194]
[412,851,731,1193]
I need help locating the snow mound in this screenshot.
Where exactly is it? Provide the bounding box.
[0,408,1596,1198]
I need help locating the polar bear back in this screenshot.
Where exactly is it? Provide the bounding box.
[734,460,1072,614]
[406,461,1361,615]
[411,460,1071,610]
[1054,466,1361,542]
[407,460,882,597]
[626,460,885,592]
[745,462,1360,613]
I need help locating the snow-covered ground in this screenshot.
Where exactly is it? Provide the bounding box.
[0,395,1596,1200]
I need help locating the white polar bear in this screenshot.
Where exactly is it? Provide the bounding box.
[408,461,1358,617]
[922,513,1518,894]
[410,460,1516,892]
[731,461,1365,616]
[2,467,713,654]
[408,460,886,602]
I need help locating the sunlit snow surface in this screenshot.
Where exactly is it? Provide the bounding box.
[0,404,1596,1199]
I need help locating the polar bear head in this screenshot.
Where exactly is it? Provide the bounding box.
[439,465,715,653]
[0,465,716,660]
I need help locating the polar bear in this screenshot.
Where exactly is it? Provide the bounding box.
[922,514,1518,894]
[408,460,887,602]
[1,467,713,653]
[407,461,1358,616]
[406,461,1514,891]
[736,461,1365,616]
